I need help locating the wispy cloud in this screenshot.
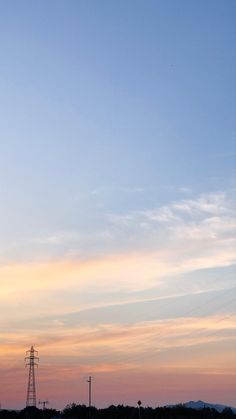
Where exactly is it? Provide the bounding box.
[1,191,235,313]
[0,313,235,370]
[108,191,235,230]
[107,190,236,266]
[1,190,234,265]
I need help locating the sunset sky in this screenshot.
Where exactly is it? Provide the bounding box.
[0,0,236,411]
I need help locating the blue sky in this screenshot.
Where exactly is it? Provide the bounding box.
[0,0,235,409]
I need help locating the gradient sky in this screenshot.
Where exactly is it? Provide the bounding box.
[0,0,236,411]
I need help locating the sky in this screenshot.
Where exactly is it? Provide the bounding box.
[0,0,236,411]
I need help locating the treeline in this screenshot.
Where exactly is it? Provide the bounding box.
[0,404,235,419]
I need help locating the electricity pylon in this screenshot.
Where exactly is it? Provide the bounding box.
[25,346,39,407]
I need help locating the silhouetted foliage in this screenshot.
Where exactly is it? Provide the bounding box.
[222,409,234,418]
[19,407,59,419]
[0,407,60,419]
[0,404,235,419]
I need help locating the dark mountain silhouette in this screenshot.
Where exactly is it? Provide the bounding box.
[167,400,236,414]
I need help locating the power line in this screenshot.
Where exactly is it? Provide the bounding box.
[92,290,236,368]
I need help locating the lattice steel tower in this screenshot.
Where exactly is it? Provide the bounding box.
[25,346,39,407]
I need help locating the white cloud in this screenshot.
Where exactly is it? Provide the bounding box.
[108,190,236,242]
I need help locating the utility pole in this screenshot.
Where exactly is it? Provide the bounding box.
[39,400,49,410]
[87,376,92,408]
[86,376,94,419]
[25,346,39,407]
